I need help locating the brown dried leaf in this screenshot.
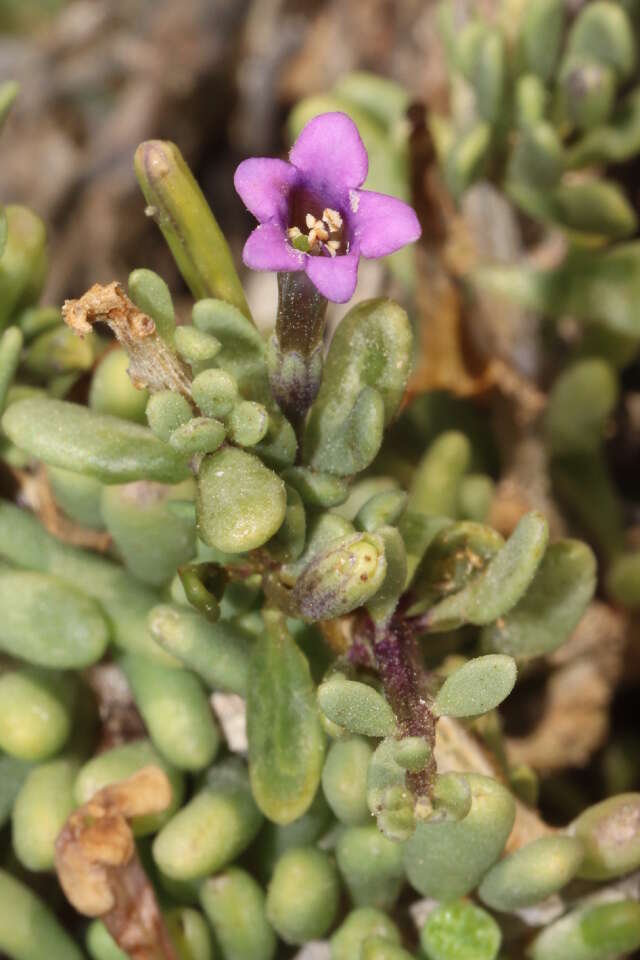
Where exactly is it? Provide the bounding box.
[55,766,177,960]
[62,281,192,400]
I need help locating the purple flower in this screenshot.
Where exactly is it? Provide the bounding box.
[234,112,422,303]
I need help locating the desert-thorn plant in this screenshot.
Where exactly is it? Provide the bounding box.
[0,58,639,960]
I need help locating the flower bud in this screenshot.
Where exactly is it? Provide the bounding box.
[293,532,387,620]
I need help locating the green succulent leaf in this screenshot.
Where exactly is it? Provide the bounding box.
[546,359,618,456]
[478,836,584,912]
[420,900,501,960]
[408,431,471,518]
[2,397,190,484]
[247,614,325,824]
[424,511,549,631]
[566,0,636,80]
[482,540,596,658]
[529,900,640,960]
[318,675,397,738]
[196,446,286,554]
[520,0,566,80]
[571,793,640,880]
[434,655,517,718]
[367,736,415,841]
[134,141,250,318]
[304,298,412,475]
[128,268,176,345]
[404,773,516,899]
[567,87,640,167]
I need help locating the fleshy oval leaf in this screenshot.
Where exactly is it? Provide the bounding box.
[247,615,325,824]
[403,773,516,899]
[478,836,584,912]
[2,397,190,484]
[424,511,549,631]
[304,298,412,474]
[434,655,517,719]
[482,540,596,658]
[197,446,286,553]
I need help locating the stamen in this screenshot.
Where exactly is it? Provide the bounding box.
[322,208,343,232]
[289,210,343,256]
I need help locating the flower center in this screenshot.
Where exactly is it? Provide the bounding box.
[287,206,346,258]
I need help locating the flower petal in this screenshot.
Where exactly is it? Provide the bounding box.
[304,250,359,303]
[234,158,298,223]
[242,222,305,272]
[351,190,422,258]
[290,112,368,191]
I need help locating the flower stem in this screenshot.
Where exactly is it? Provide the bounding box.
[268,271,328,435]
[371,615,437,799]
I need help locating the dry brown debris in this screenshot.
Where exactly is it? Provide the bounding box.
[63,281,192,399]
[55,766,177,960]
[507,603,628,773]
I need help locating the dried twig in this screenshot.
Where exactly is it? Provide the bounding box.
[16,463,112,552]
[63,281,192,399]
[55,766,178,960]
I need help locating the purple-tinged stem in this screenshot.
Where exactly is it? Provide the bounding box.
[370,615,437,798]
